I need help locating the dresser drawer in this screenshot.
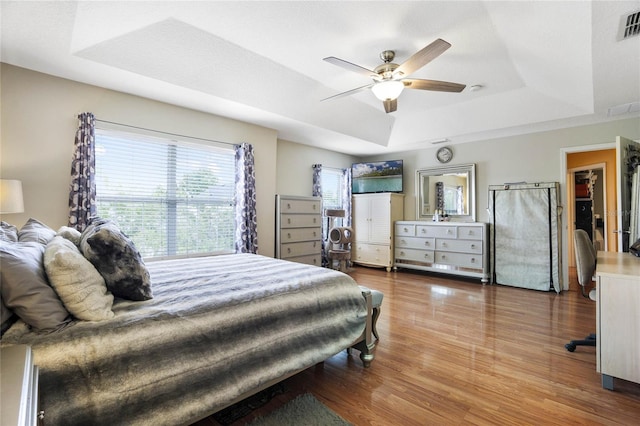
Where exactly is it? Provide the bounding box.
[434,251,484,269]
[281,214,320,228]
[281,240,321,258]
[279,198,321,214]
[416,225,457,239]
[458,226,483,240]
[435,239,483,254]
[354,243,391,266]
[286,254,322,267]
[280,227,321,243]
[396,236,435,250]
[395,223,416,236]
[395,247,435,263]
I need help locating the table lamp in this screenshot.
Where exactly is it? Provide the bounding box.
[0,179,25,214]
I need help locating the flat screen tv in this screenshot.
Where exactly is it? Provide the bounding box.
[352,160,403,194]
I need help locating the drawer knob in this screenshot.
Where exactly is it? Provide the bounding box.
[287,247,291,253]
[287,203,291,209]
[287,233,291,239]
[313,218,317,223]
[471,258,476,263]
[471,244,476,249]
[313,231,317,237]
[403,227,408,232]
[287,218,291,224]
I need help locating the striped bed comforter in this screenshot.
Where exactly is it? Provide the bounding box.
[1,253,367,425]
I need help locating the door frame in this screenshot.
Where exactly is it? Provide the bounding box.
[560,143,614,290]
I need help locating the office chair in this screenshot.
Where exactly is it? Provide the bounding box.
[565,229,597,352]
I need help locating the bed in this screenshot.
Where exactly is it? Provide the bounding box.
[0,252,375,426]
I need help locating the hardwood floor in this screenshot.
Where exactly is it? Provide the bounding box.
[196,266,640,425]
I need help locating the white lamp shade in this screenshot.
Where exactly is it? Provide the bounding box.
[0,179,25,214]
[371,80,404,101]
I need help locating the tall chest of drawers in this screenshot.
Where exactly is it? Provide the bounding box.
[394,221,490,282]
[275,195,322,266]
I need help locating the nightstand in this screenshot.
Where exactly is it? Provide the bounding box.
[0,345,40,426]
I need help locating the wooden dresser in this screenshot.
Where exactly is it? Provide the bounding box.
[394,221,490,282]
[275,195,322,266]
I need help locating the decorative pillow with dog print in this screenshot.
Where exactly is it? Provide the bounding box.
[80,218,152,301]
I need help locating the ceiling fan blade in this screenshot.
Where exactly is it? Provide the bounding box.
[321,83,374,102]
[402,78,466,93]
[383,98,397,113]
[395,38,452,77]
[323,56,376,78]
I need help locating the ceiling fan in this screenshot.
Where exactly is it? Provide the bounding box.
[322,38,466,113]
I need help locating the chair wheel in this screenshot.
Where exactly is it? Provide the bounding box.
[565,343,576,352]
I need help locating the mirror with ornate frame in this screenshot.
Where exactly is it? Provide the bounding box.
[415,163,476,222]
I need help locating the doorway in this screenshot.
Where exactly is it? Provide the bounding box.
[567,165,608,268]
[561,145,617,289]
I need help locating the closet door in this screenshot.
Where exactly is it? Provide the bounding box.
[490,183,562,292]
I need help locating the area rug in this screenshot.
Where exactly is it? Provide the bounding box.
[246,393,352,426]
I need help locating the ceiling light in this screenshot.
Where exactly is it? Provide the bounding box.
[371,80,404,101]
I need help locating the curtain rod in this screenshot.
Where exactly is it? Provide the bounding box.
[93,118,237,147]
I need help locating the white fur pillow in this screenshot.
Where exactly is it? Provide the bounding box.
[44,236,114,321]
[56,226,82,246]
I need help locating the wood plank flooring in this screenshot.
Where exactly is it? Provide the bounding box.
[195,266,640,425]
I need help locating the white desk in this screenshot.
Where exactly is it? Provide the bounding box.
[595,252,640,390]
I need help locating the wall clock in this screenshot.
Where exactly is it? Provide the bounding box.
[436,146,453,163]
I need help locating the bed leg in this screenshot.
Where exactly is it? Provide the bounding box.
[349,288,376,367]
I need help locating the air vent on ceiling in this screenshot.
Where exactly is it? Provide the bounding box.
[621,10,640,39]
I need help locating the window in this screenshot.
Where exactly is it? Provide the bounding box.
[321,168,344,210]
[320,168,347,236]
[95,128,236,259]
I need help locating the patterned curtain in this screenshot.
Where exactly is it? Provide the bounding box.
[312,164,328,266]
[234,143,258,254]
[342,167,352,228]
[68,112,96,231]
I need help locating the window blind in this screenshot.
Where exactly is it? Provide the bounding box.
[95,128,236,259]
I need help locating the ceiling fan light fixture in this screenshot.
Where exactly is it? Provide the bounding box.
[371,80,404,101]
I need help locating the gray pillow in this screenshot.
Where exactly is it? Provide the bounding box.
[1,221,19,242]
[44,236,114,321]
[80,218,152,301]
[18,218,56,244]
[0,241,71,331]
[1,294,18,334]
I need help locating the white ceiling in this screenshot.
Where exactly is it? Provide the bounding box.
[2,1,639,155]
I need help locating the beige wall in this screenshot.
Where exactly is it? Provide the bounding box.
[1,64,279,256]
[276,139,357,196]
[2,63,639,264]
[365,118,640,224]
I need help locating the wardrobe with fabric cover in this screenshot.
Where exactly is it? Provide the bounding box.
[488,182,563,293]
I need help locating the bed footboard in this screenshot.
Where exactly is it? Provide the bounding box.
[350,288,376,367]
